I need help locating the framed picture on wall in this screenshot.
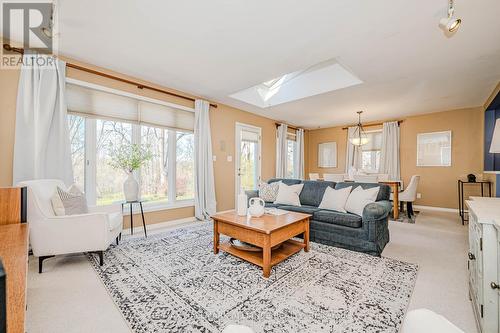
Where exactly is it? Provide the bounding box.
[417,131,452,167]
[318,142,337,168]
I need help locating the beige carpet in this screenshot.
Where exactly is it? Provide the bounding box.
[26,209,477,333]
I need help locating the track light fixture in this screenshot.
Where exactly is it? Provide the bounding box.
[439,0,462,34]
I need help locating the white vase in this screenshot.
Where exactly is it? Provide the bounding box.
[123,172,139,202]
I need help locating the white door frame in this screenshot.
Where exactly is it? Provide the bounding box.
[235,122,262,205]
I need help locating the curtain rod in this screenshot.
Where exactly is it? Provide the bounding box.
[275,122,302,131]
[3,44,218,109]
[341,120,403,130]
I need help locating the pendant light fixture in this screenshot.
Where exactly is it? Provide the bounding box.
[439,0,462,34]
[349,111,369,146]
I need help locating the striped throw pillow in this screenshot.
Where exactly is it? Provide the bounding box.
[52,185,89,216]
[258,181,280,203]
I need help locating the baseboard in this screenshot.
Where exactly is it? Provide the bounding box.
[413,205,458,213]
[121,216,197,236]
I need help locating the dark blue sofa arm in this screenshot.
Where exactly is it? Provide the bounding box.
[363,200,391,244]
[363,200,391,221]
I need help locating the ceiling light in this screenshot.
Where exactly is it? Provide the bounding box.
[439,0,462,33]
[349,111,370,146]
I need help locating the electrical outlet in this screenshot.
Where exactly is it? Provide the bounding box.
[227,155,233,162]
[417,193,422,199]
[212,155,217,162]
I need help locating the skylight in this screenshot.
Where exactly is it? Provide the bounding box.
[230,59,363,108]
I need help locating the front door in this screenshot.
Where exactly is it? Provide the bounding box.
[235,123,262,202]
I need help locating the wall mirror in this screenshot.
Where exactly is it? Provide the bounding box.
[417,131,452,166]
[318,142,337,168]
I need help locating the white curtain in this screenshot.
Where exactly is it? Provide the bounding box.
[194,99,216,220]
[276,124,288,178]
[296,128,305,179]
[13,54,73,186]
[345,126,362,174]
[379,121,401,180]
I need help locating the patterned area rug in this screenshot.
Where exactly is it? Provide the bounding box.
[390,211,419,224]
[88,222,418,333]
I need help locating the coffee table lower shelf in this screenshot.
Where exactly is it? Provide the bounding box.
[218,239,305,269]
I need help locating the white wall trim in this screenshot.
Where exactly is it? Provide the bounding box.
[414,205,458,213]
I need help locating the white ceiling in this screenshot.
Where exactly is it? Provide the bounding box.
[52,0,500,128]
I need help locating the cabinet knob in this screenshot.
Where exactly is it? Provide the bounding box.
[468,252,476,260]
[491,282,500,290]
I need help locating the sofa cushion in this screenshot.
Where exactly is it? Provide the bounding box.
[335,182,390,201]
[274,182,304,206]
[268,178,302,186]
[318,186,352,213]
[277,205,320,215]
[313,210,363,228]
[299,180,336,207]
[345,186,380,216]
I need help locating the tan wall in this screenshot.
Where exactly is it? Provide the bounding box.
[306,108,485,209]
[0,55,276,225]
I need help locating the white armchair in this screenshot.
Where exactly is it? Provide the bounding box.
[18,179,123,273]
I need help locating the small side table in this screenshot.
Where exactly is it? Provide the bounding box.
[121,200,147,237]
[457,180,492,225]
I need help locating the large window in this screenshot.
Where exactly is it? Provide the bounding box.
[286,138,297,178]
[66,82,195,207]
[361,131,382,173]
[176,132,194,200]
[68,115,85,191]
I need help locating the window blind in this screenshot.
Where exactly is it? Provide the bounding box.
[66,83,195,131]
[362,131,383,151]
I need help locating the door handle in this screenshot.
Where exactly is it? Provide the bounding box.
[491,282,500,290]
[468,252,475,260]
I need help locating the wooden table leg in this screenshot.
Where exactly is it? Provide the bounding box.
[392,184,399,220]
[304,219,310,252]
[263,235,271,278]
[213,220,219,254]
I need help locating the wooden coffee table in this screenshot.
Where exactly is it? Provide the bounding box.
[211,211,311,278]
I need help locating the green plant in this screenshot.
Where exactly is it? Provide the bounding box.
[109,144,153,174]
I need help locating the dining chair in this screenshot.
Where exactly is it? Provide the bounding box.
[398,175,420,218]
[309,173,320,180]
[323,173,345,182]
[353,174,379,183]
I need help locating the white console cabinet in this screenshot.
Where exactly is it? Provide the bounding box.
[466,198,500,333]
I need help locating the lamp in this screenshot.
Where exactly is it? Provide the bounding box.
[439,0,462,34]
[349,111,369,146]
[489,119,500,153]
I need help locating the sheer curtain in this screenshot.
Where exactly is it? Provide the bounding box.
[276,124,288,178]
[194,100,216,220]
[345,126,362,175]
[296,128,305,179]
[379,121,400,180]
[13,54,74,186]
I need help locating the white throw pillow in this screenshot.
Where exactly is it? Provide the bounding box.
[274,182,304,206]
[344,186,380,216]
[318,186,352,213]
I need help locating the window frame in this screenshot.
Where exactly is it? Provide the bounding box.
[67,79,195,212]
[360,129,383,174]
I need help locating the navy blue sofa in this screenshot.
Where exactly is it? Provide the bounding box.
[246,178,391,256]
